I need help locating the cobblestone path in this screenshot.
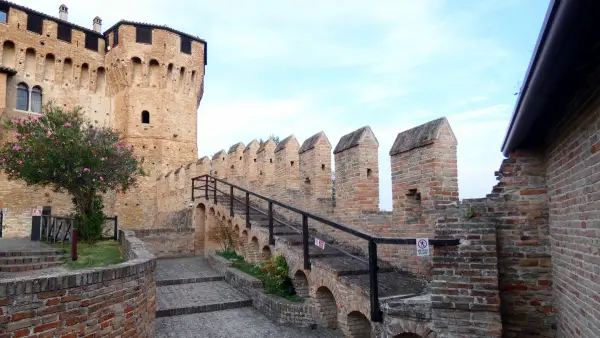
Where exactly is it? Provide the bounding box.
[155,257,343,338]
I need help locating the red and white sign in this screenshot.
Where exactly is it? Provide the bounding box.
[31,208,42,216]
[314,238,326,249]
[416,238,429,256]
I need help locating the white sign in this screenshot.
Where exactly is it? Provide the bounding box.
[31,208,42,216]
[416,238,430,256]
[314,238,326,249]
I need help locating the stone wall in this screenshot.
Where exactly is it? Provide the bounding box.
[130,228,195,258]
[0,230,156,337]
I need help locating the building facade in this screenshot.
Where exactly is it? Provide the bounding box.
[0,1,206,235]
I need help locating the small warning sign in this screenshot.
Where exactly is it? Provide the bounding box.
[31,208,42,216]
[416,238,429,256]
[314,238,326,249]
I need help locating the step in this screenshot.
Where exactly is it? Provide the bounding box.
[0,255,62,265]
[289,243,346,259]
[156,257,223,286]
[312,256,395,277]
[156,281,252,318]
[0,250,64,257]
[339,271,426,298]
[0,261,63,272]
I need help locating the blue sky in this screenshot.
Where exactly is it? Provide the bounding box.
[23,0,550,209]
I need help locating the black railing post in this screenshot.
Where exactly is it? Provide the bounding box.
[214,179,217,204]
[113,216,119,241]
[191,178,195,201]
[246,192,251,228]
[0,211,3,238]
[369,240,383,322]
[302,214,311,270]
[230,185,234,217]
[205,175,209,199]
[71,226,78,261]
[268,202,274,245]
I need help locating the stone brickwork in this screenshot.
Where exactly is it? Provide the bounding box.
[131,228,195,258]
[0,1,206,235]
[0,230,156,337]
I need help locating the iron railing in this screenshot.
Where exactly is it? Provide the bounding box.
[40,215,119,244]
[191,174,460,322]
[0,211,3,238]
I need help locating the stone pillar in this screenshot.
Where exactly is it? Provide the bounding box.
[257,139,276,194]
[243,140,260,188]
[227,142,244,184]
[211,150,227,179]
[274,135,300,200]
[299,131,332,205]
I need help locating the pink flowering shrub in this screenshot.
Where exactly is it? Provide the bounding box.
[0,103,146,240]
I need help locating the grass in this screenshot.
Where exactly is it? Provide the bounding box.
[217,250,304,303]
[55,240,123,269]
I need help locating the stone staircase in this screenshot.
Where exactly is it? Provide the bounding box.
[0,239,65,275]
[215,194,426,299]
[154,257,343,337]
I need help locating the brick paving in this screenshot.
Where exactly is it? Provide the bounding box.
[154,257,342,337]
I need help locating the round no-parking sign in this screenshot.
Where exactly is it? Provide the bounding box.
[416,238,429,256]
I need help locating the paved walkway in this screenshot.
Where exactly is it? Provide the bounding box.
[155,257,342,338]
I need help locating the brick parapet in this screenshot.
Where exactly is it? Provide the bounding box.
[0,230,156,338]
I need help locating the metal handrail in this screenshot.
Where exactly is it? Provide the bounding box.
[191,174,459,322]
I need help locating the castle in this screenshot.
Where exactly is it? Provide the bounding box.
[0,1,206,234]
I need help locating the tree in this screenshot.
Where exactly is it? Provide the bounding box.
[0,103,145,240]
[259,134,280,146]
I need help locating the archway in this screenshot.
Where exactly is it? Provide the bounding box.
[261,245,272,261]
[194,204,206,255]
[292,270,309,298]
[240,230,249,257]
[250,237,259,262]
[315,286,338,329]
[344,311,372,338]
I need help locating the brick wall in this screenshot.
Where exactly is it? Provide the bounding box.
[0,230,156,338]
[544,96,600,338]
[131,228,195,258]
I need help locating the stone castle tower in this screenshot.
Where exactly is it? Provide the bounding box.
[0,1,206,234]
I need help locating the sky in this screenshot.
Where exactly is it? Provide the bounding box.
[19,0,550,210]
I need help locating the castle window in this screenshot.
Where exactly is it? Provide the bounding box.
[31,86,42,113]
[27,13,43,35]
[180,37,192,54]
[85,32,98,51]
[16,83,29,111]
[112,29,119,47]
[136,26,152,44]
[141,111,150,124]
[0,3,8,23]
[57,23,72,42]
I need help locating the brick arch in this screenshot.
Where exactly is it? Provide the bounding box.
[314,285,339,329]
[194,203,206,254]
[342,311,372,338]
[249,236,260,262]
[389,319,436,338]
[261,245,272,261]
[292,270,309,298]
[240,230,249,257]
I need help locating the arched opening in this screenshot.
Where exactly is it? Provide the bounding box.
[141,110,150,124]
[131,57,142,85]
[250,237,259,263]
[16,82,29,111]
[292,270,309,298]
[392,334,423,338]
[315,286,338,329]
[240,230,248,257]
[205,208,217,254]
[80,63,89,89]
[62,58,73,84]
[179,66,185,91]
[167,63,173,89]
[44,53,55,81]
[31,86,42,113]
[2,41,15,68]
[261,246,272,261]
[24,48,36,75]
[96,67,106,93]
[149,59,159,87]
[345,311,372,338]
[194,204,206,255]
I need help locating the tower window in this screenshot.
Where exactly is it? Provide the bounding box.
[180,37,192,54]
[136,26,152,44]
[31,86,42,113]
[26,13,43,34]
[57,23,72,42]
[85,32,98,51]
[141,111,150,124]
[16,83,29,111]
[0,3,8,23]
[112,29,119,47]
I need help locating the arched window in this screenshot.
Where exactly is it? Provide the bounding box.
[141,110,150,124]
[16,83,29,111]
[31,86,42,113]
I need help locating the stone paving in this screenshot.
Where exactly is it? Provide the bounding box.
[154,257,343,338]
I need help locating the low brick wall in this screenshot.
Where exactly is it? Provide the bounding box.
[0,230,156,338]
[131,228,195,258]
[207,253,316,328]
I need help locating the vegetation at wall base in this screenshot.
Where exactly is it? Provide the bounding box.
[217,250,304,302]
[55,240,123,269]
